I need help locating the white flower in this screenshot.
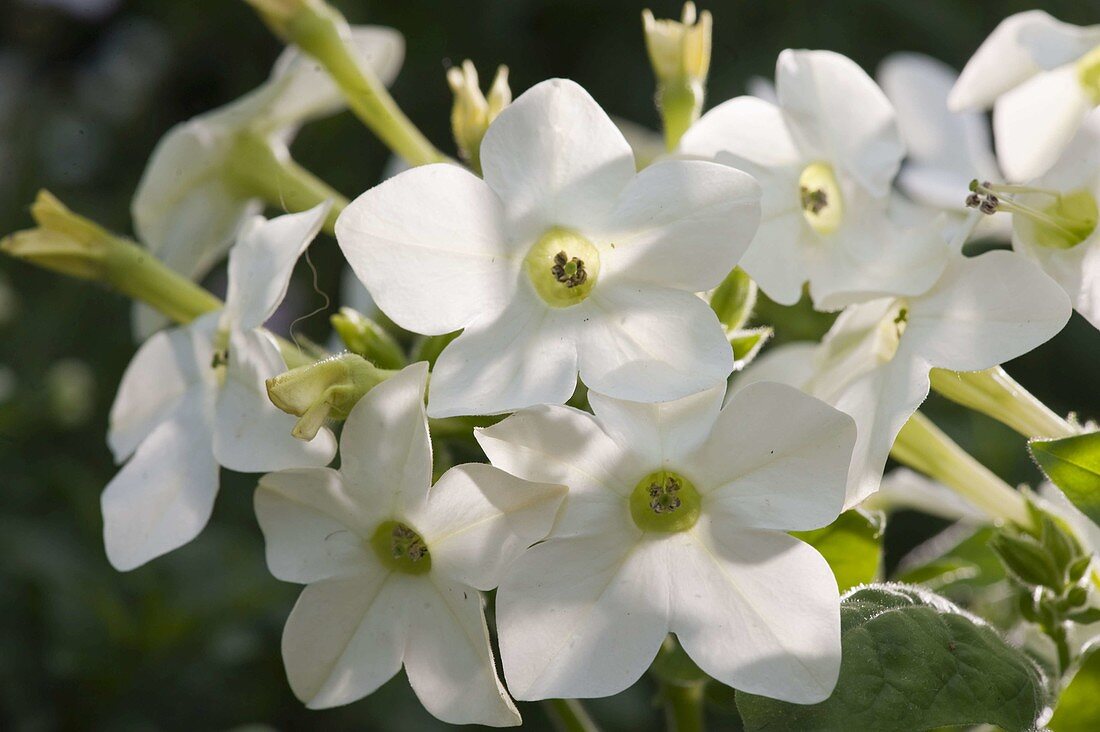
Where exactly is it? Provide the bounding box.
[679,49,947,308]
[336,78,761,417]
[948,10,1100,181]
[737,250,1071,507]
[102,205,337,570]
[254,363,565,726]
[1007,108,1100,331]
[476,380,856,703]
[877,52,1010,241]
[130,24,403,337]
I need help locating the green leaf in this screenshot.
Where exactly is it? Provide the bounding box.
[736,584,1047,732]
[793,509,883,592]
[1030,431,1100,528]
[1050,646,1100,731]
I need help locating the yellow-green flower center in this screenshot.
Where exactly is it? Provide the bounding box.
[629,469,701,533]
[1077,46,1100,105]
[523,227,600,307]
[370,520,431,575]
[799,162,844,235]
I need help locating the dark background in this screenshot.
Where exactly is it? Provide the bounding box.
[1,0,1098,729]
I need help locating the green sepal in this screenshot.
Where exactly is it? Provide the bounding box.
[709,267,756,332]
[735,583,1047,732]
[730,326,772,370]
[1050,646,1100,731]
[330,307,407,370]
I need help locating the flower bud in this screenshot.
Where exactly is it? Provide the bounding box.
[1,191,118,281]
[330,307,407,370]
[447,60,511,172]
[266,353,393,440]
[708,267,756,333]
[642,2,712,87]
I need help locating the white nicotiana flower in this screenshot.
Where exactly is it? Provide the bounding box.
[103,205,337,571]
[130,24,403,337]
[477,380,856,703]
[877,52,1010,241]
[737,250,1071,507]
[949,11,1100,181]
[336,78,761,417]
[254,363,565,726]
[1000,109,1100,331]
[679,49,948,309]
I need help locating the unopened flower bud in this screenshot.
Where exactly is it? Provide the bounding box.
[1,191,117,281]
[642,2,712,86]
[447,60,511,172]
[330,307,407,370]
[642,2,711,149]
[266,353,393,440]
[707,267,756,333]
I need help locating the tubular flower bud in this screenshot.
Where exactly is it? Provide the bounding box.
[447,60,511,171]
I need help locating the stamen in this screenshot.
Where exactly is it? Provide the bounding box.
[629,469,701,533]
[647,474,683,514]
[550,250,588,288]
[801,186,828,214]
[967,179,1097,249]
[369,520,432,574]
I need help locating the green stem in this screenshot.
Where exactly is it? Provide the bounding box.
[929,367,1077,439]
[286,5,449,166]
[543,698,601,732]
[660,682,706,732]
[892,411,1037,532]
[658,80,702,151]
[103,238,222,324]
[226,132,348,234]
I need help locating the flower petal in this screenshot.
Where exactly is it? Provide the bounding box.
[587,384,725,469]
[496,532,670,700]
[949,10,1100,111]
[281,571,407,709]
[339,362,432,516]
[427,296,578,418]
[101,393,218,571]
[108,315,216,462]
[213,329,336,472]
[408,463,566,591]
[993,66,1093,182]
[335,164,517,335]
[599,159,761,292]
[480,78,636,240]
[475,405,636,538]
[731,341,817,396]
[222,205,328,332]
[738,208,811,306]
[776,49,904,197]
[905,251,1072,372]
[255,467,378,584]
[403,578,521,726]
[678,95,802,169]
[693,381,854,531]
[577,284,733,402]
[672,520,841,703]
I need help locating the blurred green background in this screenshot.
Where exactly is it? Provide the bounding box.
[1,0,1098,729]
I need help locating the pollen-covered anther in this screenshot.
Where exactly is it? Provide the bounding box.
[390,523,429,562]
[647,475,684,513]
[629,469,700,532]
[551,250,588,288]
[370,520,432,574]
[800,186,829,215]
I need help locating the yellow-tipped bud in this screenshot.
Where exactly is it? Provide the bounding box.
[447,60,511,172]
[330,307,407,370]
[1,190,117,281]
[266,353,393,440]
[642,2,712,86]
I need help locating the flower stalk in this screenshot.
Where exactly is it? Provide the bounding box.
[245,0,448,166]
[642,2,712,150]
[891,411,1037,532]
[225,132,348,232]
[543,699,601,732]
[929,367,1077,439]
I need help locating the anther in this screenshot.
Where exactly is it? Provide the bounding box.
[551,250,588,288]
[801,186,829,214]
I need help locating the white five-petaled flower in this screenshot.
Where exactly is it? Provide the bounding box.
[737,250,1071,507]
[877,52,1010,241]
[476,380,856,703]
[130,24,403,337]
[103,205,337,571]
[336,78,761,417]
[679,49,948,309]
[949,10,1100,181]
[254,363,565,726]
[1007,108,1100,331]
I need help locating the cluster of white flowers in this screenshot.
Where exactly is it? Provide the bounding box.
[22,3,1096,727]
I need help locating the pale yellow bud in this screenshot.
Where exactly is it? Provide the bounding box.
[642,2,712,85]
[0,191,116,281]
[447,60,511,171]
